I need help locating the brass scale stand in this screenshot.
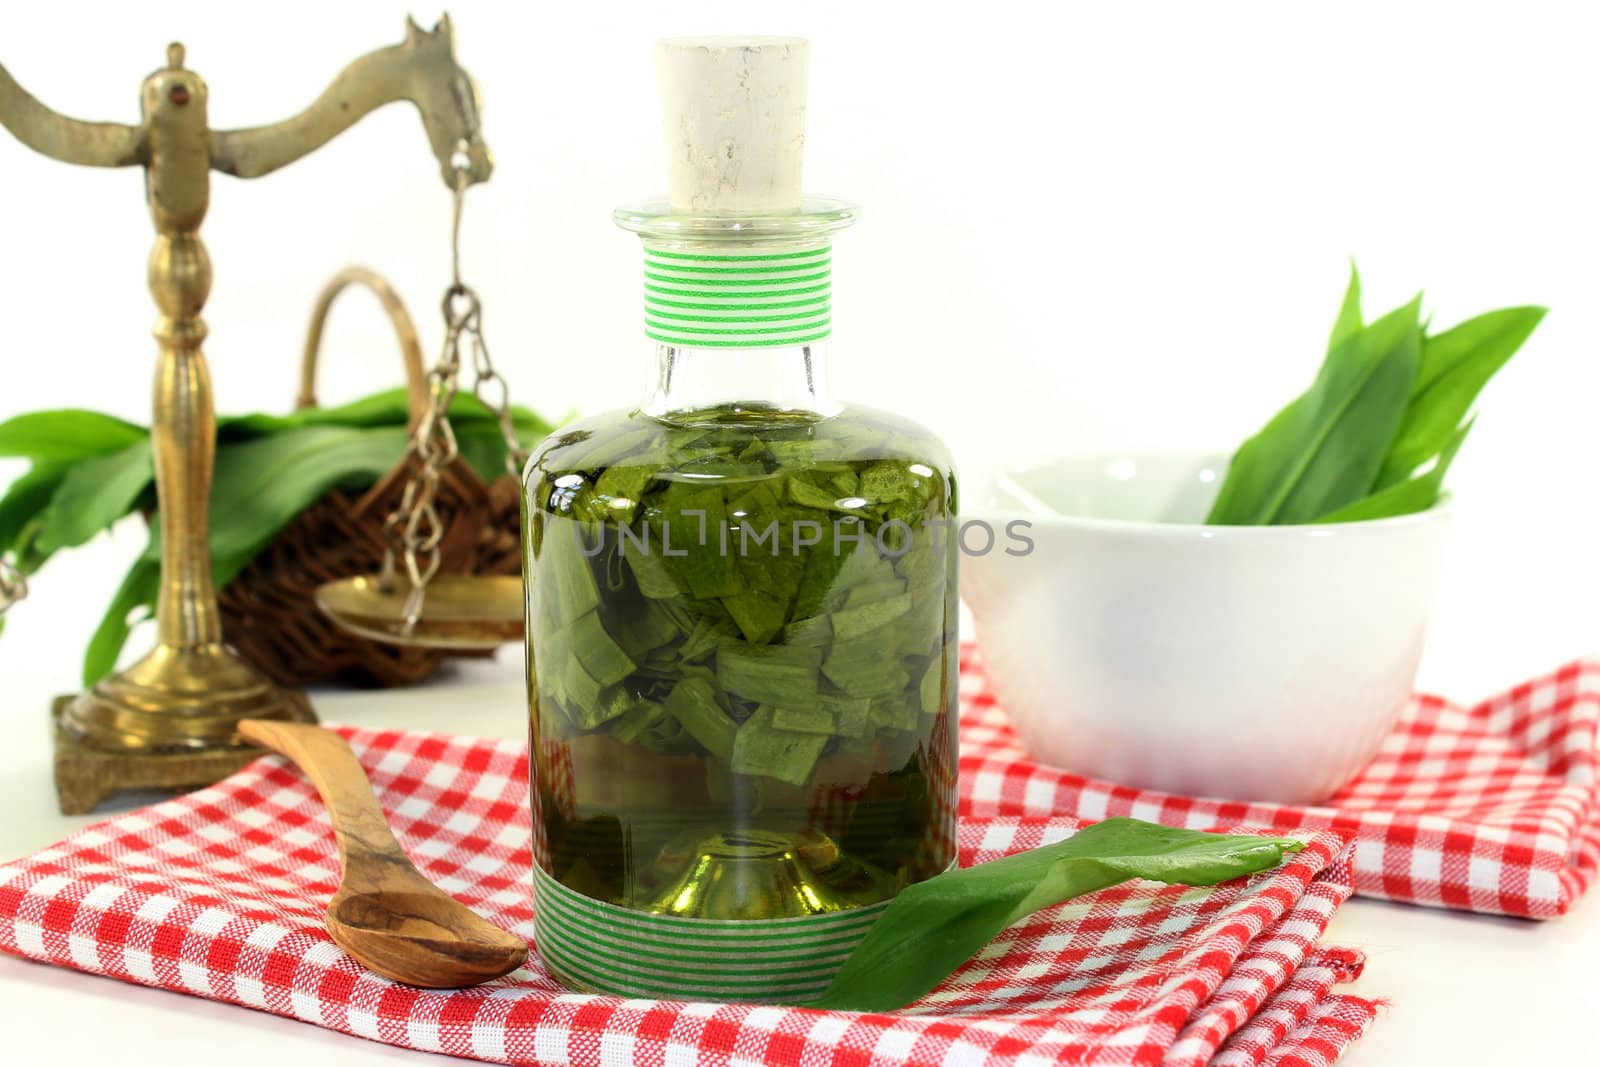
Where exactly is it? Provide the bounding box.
[0,16,525,813]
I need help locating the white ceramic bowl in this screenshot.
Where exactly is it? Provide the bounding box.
[962,452,1452,805]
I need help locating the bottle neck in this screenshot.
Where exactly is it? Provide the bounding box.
[644,340,837,418]
[639,241,839,418]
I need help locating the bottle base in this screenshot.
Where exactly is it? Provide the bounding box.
[532,861,890,1003]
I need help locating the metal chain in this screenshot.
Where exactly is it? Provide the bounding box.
[381,149,530,632]
[0,555,26,616]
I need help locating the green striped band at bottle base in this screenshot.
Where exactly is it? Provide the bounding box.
[532,863,887,1002]
[643,243,832,349]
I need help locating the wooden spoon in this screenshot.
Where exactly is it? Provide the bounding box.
[239,719,528,988]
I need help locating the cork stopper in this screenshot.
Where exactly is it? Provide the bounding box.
[656,36,810,214]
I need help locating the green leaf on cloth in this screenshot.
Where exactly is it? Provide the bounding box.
[810,818,1304,1012]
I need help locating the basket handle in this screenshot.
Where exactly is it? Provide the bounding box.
[298,266,429,426]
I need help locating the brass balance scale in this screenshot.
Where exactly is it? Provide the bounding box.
[0,16,525,812]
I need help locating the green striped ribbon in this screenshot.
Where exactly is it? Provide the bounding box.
[643,244,832,349]
[532,863,886,1002]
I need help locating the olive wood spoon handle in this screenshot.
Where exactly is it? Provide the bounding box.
[239,719,527,988]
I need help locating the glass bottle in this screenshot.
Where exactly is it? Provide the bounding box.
[522,41,958,1004]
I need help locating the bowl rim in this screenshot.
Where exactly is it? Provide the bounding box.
[971,450,1455,538]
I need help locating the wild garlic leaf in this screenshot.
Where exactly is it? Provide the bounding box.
[526,408,955,789]
[82,553,160,685]
[1,387,556,672]
[0,463,67,556]
[453,421,538,483]
[217,390,415,439]
[809,818,1303,1012]
[222,388,555,436]
[666,677,739,761]
[717,641,823,707]
[1413,306,1542,395]
[185,425,409,572]
[732,705,829,785]
[1374,306,1545,489]
[0,410,144,463]
[80,425,418,676]
[1272,297,1422,521]
[1209,296,1422,524]
[1328,262,1363,351]
[1317,419,1472,523]
[35,441,154,555]
[1210,268,1544,526]
[135,425,407,575]
[1203,398,1304,526]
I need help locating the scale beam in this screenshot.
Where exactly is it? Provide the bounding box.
[0,15,493,812]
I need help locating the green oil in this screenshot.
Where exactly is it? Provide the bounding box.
[523,404,959,919]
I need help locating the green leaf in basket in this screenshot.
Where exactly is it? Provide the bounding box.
[1208,293,1422,525]
[83,550,161,685]
[181,425,411,582]
[0,463,67,559]
[1373,306,1545,489]
[1316,418,1472,523]
[1,384,564,676]
[454,421,530,483]
[34,440,154,555]
[219,388,559,442]
[809,818,1304,1012]
[217,394,403,440]
[0,409,144,463]
[81,425,413,676]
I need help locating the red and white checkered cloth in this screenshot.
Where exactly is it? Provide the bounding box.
[0,719,1376,1066]
[961,647,1600,919]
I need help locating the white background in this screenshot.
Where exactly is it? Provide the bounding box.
[1,2,1597,1064]
[2,1,1595,696]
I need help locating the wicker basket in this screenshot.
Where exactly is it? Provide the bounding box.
[215,267,522,688]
